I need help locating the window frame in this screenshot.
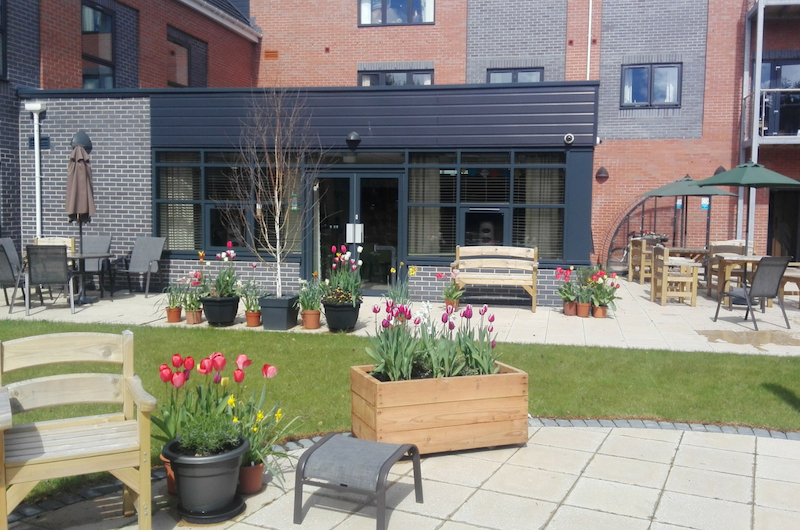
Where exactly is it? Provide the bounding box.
[620,63,682,108]
[81,1,116,89]
[486,68,544,84]
[358,70,434,87]
[358,0,435,27]
[166,36,190,88]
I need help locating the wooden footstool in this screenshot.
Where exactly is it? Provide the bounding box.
[293,433,423,530]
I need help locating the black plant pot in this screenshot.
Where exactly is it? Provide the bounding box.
[258,295,300,330]
[323,301,362,332]
[200,296,240,327]
[162,437,250,524]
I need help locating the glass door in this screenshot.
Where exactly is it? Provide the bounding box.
[776,62,800,135]
[315,173,399,293]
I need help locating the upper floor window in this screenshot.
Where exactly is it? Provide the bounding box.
[487,68,543,84]
[359,0,434,26]
[167,40,189,87]
[360,70,433,86]
[167,27,208,88]
[82,3,114,89]
[621,63,681,107]
[0,0,6,79]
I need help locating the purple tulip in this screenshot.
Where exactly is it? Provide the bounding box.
[461,305,473,319]
[491,340,496,348]
[381,319,390,328]
[441,313,449,323]
[213,372,222,384]
[448,321,455,330]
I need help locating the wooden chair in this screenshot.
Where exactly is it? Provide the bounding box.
[33,237,75,253]
[0,331,156,530]
[650,246,699,306]
[627,238,652,284]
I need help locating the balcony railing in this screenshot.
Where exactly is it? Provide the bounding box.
[751,88,800,140]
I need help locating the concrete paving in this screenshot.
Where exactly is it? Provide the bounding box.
[4,278,800,529]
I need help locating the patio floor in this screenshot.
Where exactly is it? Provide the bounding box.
[4,278,800,529]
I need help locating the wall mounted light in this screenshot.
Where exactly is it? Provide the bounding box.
[346,131,361,150]
[714,166,726,175]
[595,166,609,182]
[71,130,93,154]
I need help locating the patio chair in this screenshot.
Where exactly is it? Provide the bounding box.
[713,256,792,331]
[82,234,114,298]
[24,245,77,316]
[650,246,699,306]
[116,236,166,298]
[0,239,23,308]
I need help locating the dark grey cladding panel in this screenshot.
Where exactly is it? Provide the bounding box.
[150,83,599,150]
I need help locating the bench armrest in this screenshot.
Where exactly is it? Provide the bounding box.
[449,261,459,269]
[126,376,157,412]
[0,387,12,430]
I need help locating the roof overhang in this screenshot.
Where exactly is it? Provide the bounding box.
[175,0,261,43]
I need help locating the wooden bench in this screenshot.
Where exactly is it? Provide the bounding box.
[0,331,156,529]
[450,246,538,312]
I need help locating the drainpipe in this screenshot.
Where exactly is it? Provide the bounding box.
[25,102,47,239]
[586,0,593,80]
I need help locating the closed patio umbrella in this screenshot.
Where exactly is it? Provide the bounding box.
[65,144,96,254]
[696,161,800,254]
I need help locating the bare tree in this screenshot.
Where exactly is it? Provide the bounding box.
[221,88,321,299]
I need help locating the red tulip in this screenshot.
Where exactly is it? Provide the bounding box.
[171,353,183,368]
[159,363,169,372]
[210,352,226,371]
[236,354,251,370]
[227,241,233,249]
[171,371,186,388]
[262,364,278,379]
[183,356,195,370]
[159,367,172,383]
[198,357,213,375]
[233,369,245,383]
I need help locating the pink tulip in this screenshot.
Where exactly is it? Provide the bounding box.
[171,371,186,388]
[479,304,488,316]
[386,300,394,313]
[251,262,258,269]
[171,353,183,368]
[436,272,444,279]
[198,357,213,375]
[236,354,251,370]
[233,369,245,383]
[491,340,496,349]
[183,356,195,370]
[262,364,278,379]
[159,367,172,383]
[331,245,337,253]
[488,325,494,332]
[351,265,357,271]
[442,313,449,323]
[372,304,380,314]
[414,317,421,325]
[381,319,390,328]
[332,263,337,269]
[461,305,473,319]
[341,245,347,253]
[616,284,621,289]
[213,372,222,384]
[212,355,226,372]
[446,305,454,315]
[334,256,339,263]
[488,314,495,323]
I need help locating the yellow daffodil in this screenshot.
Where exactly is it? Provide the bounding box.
[257,410,264,421]
[275,409,283,422]
[390,267,396,274]
[409,265,417,276]
[232,417,239,423]
[252,426,258,433]
[227,394,236,407]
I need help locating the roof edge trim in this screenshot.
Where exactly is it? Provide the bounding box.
[175,0,261,42]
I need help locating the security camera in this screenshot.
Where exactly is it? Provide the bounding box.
[564,133,575,145]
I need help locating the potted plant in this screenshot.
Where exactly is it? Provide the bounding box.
[238,274,266,327]
[386,262,416,307]
[220,89,319,330]
[183,271,206,325]
[322,245,363,332]
[437,269,465,310]
[295,272,325,329]
[575,284,593,318]
[555,266,577,315]
[157,352,250,523]
[199,244,241,327]
[161,281,187,323]
[228,357,299,494]
[352,302,528,455]
[589,269,621,318]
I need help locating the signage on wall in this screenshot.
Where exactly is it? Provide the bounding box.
[701,197,709,210]
[676,198,682,210]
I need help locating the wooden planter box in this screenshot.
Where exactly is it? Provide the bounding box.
[350,362,529,455]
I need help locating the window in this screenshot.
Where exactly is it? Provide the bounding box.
[359,70,433,86]
[360,0,434,25]
[167,26,208,88]
[0,0,6,79]
[82,3,114,89]
[167,40,189,87]
[621,64,681,107]
[487,68,543,84]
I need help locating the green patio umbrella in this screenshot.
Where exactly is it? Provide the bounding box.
[639,176,736,247]
[695,161,800,254]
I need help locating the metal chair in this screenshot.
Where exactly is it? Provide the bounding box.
[714,256,792,331]
[24,245,76,316]
[0,245,24,312]
[82,234,114,298]
[115,236,166,298]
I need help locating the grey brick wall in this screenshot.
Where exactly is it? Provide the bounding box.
[597,0,708,140]
[165,260,301,297]
[6,0,40,87]
[466,0,566,84]
[19,97,152,281]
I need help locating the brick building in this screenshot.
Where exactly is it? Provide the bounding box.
[9,0,800,307]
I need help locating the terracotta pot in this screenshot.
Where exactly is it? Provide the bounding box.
[245,311,262,327]
[185,309,203,325]
[576,302,591,318]
[302,310,321,329]
[237,462,265,494]
[592,305,608,318]
[166,307,182,323]
[445,299,459,311]
[159,453,177,495]
[563,301,577,316]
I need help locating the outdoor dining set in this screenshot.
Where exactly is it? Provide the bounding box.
[0,235,166,316]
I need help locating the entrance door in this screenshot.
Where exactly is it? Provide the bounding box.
[316,173,399,293]
[769,190,800,259]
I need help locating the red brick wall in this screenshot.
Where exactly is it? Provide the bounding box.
[251,0,467,87]
[40,0,257,89]
[592,0,748,264]
[565,0,602,82]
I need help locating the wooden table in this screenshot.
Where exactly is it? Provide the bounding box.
[715,254,766,305]
[668,247,708,261]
